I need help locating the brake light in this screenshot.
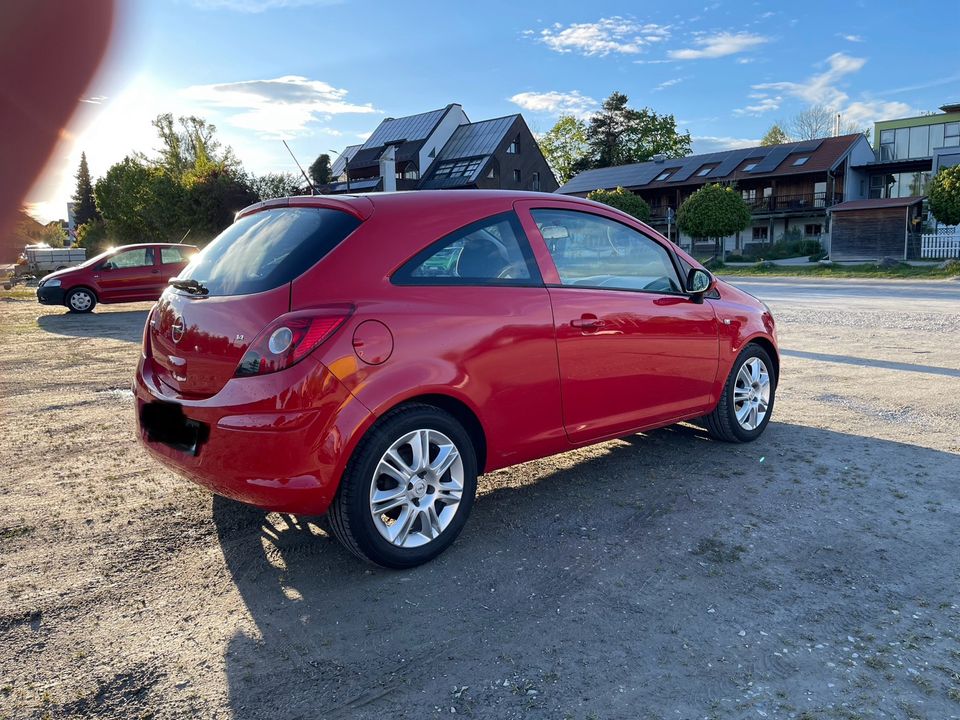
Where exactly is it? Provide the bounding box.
[142,303,157,359]
[235,307,352,377]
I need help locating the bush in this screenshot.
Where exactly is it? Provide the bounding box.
[587,186,651,221]
[746,235,823,261]
[75,219,111,255]
[928,165,960,226]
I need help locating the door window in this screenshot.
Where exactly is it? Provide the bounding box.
[393,213,540,285]
[105,248,154,269]
[161,246,191,264]
[531,209,682,294]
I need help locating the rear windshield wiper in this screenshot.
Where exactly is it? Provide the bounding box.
[169,277,209,295]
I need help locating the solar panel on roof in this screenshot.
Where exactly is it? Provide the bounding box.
[361,107,447,149]
[748,145,792,173]
[667,153,726,183]
[710,150,753,178]
[331,145,360,176]
[439,116,517,161]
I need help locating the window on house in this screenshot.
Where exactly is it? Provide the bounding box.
[655,171,671,181]
[532,172,540,191]
[804,224,822,236]
[945,122,960,147]
[879,129,895,161]
[507,138,520,154]
[792,156,809,166]
[869,174,885,199]
[394,213,538,285]
[513,169,521,183]
[752,226,769,241]
[763,187,773,198]
[742,188,756,202]
[696,167,712,177]
[487,166,496,179]
[743,163,758,171]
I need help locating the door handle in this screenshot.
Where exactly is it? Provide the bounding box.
[151,269,159,274]
[571,314,604,330]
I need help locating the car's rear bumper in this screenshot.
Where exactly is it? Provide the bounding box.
[37,285,65,305]
[134,355,375,515]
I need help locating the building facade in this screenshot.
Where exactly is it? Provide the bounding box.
[557,134,873,254]
[326,104,558,195]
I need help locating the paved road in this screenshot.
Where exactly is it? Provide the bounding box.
[721,275,960,311]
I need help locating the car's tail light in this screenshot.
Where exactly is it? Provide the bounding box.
[235,307,353,377]
[142,304,158,359]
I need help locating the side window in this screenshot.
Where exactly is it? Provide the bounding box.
[531,209,682,294]
[394,213,541,285]
[107,248,153,269]
[161,247,189,264]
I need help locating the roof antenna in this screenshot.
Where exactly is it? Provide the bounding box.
[177,228,192,244]
[282,139,316,195]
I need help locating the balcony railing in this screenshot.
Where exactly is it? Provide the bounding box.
[742,192,842,213]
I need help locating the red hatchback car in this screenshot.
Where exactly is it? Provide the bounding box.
[135,191,778,567]
[37,243,197,313]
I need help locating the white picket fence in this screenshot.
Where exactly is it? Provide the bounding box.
[920,228,960,259]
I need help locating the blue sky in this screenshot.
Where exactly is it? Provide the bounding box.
[28,0,960,221]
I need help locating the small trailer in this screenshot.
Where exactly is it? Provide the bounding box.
[5,245,87,288]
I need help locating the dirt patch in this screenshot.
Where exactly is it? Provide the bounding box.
[1,289,959,719]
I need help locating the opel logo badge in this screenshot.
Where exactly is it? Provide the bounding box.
[171,314,185,344]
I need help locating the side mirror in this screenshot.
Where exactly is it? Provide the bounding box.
[686,268,715,303]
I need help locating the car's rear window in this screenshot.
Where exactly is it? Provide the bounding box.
[176,207,360,296]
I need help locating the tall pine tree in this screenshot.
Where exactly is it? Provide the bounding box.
[72,152,99,226]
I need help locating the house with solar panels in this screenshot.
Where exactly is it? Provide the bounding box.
[557,133,874,255]
[326,104,558,195]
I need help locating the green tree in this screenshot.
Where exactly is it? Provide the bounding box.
[539,115,587,184]
[309,154,332,185]
[94,157,187,242]
[928,165,960,226]
[578,91,692,171]
[677,183,752,258]
[147,113,239,180]
[760,124,789,146]
[72,152,99,225]
[182,165,259,237]
[586,186,651,221]
[251,172,303,201]
[75,219,111,255]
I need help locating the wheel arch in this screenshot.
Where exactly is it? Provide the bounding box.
[382,393,488,473]
[745,335,779,382]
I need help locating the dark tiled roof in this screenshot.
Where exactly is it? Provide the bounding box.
[830,197,923,212]
[331,144,361,177]
[325,177,382,193]
[558,134,864,195]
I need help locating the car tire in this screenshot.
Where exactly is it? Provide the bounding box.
[702,343,776,443]
[328,403,478,568]
[65,287,97,313]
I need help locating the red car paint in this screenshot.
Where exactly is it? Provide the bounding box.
[36,243,197,307]
[134,191,777,515]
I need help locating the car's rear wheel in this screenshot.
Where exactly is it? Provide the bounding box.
[328,404,478,568]
[702,343,776,443]
[66,287,97,313]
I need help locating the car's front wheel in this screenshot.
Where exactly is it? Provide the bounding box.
[703,343,776,442]
[66,287,97,313]
[328,404,478,568]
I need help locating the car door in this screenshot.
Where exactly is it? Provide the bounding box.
[95,247,158,301]
[515,201,720,444]
[158,246,192,296]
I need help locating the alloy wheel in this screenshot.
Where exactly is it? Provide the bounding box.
[733,357,770,431]
[369,428,464,548]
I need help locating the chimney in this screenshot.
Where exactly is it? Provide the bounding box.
[652,154,666,164]
[380,145,397,192]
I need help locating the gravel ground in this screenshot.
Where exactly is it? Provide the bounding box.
[1,278,959,720]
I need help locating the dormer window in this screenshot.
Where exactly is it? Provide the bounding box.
[507,138,520,154]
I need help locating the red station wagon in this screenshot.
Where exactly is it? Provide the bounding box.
[135,191,778,568]
[37,243,197,313]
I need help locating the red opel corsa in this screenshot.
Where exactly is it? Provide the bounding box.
[135,191,778,568]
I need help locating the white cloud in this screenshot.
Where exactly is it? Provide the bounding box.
[180,75,377,138]
[509,90,599,119]
[669,31,768,60]
[535,17,670,57]
[652,77,685,92]
[841,34,864,42]
[734,94,782,116]
[693,135,760,153]
[749,53,917,130]
[188,0,340,12]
